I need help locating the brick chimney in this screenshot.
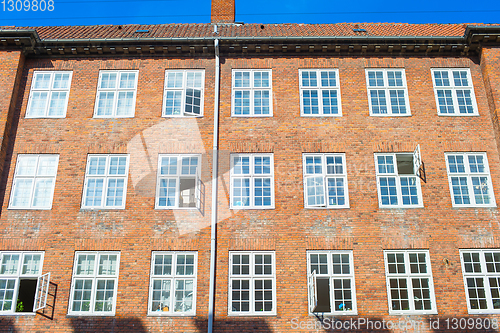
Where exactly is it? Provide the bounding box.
[211,0,235,23]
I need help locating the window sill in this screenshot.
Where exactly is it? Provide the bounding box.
[147,312,196,317]
[155,207,199,210]
[67,313,116,317]
[92,116,135,119]
[25,116,66,119]
[388,310,438,315]
[228,312,276,317]
[370,114,411,117]
[80,207,126,211]
[301,114,342,117]
[162,115,203,118]
[231,114,273,118]
[308,311,358,316]
[8,207,52,210]
[437,113,479,117]
[451,204,497,209]
[0,312,36,316]
[378,205,424,209]
[230,206,275,210]
[305,205,350,209]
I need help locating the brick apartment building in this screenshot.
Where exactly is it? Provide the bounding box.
[1,0,500,332]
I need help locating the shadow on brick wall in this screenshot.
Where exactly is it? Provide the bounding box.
[194,316,272,333]
[0,318,17,333]
[69,317,146,333]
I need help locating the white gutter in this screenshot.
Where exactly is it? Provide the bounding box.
[208,24,219,333]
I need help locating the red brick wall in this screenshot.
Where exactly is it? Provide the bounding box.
[1,53,500,332]
[211,0,235,23]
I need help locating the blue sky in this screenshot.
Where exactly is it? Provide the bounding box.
[0,0,498,27]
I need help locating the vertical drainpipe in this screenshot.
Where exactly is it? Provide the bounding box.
[208,24,220,333]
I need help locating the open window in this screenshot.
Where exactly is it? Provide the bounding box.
[307,251,357,315]
[0,252,49,314]
[156,155,202,210]
[303,154,349,209]
[375,148,424,208]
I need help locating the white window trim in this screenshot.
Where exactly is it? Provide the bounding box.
[307,250,357,315]
[302,153,349,209]
[384,250,437,315]
[231,69,273,117]
[431,68,479,116]
[460,249,500,314]
[0,251,45,315]
[365,68,411,117]
[155,154,201,210]
[445,152,496,208]
[162,70,205,117]
[68,251,120,316]
[147,251,197,316]
[299,69,342,117]
[26,71,73,119]
[374,153,424,208]
[228,251,276,316]
[93,70,139,118]
[81,154,130,210]
[230,153,275,209]
[8,154,59,210]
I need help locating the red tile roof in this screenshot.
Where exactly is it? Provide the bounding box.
[1,23,488,40]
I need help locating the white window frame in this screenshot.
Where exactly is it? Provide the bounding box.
[307,251,357,315]
[148,251,197,316]
[299,69,342,117]
[162,70,205,117]
[445,152,496,208]
[375,153,423,208]
[302,153,349,209]
[155,154,201,210]
[81,154,129,210]
[68,251,120,316]
[384,250,437,315]
[230,153,275,209]
[93,70,138,118]
[26,71,72,118]
[460,249,500,314]
[228,251,276,316]
[365,69,411,116]
[431,68,478,116]
[0,251,47,315]
[8,154,59,210]
[232,69,273,117]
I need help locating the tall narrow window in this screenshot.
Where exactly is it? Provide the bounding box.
[432,68,478,116]
[94,70,138,118]
[26,71,72,118]
[303,154,349,208]
[155,154,201,209]
[366,69,410,116]
[460,249,500,313]
[163,70,205,117]
[384,250,437,315]
[375,152,423,208]
[299,69,342,116]
[9,155,59,209]
[232,70,272,117]
[148,252,197,316]
[445,153,495,207]
[229,252,276,315]
[0,252,48,314]
[307,251,357,315]
[230,154,274,209]
[81,155,129,209]
[68,252,120,315]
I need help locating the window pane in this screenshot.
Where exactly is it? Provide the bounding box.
[76,254,95,275]
[0,255,20,275]
[98,254,117,275]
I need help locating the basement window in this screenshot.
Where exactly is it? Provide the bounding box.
[0,252,50,314]
[308,251,357,315]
